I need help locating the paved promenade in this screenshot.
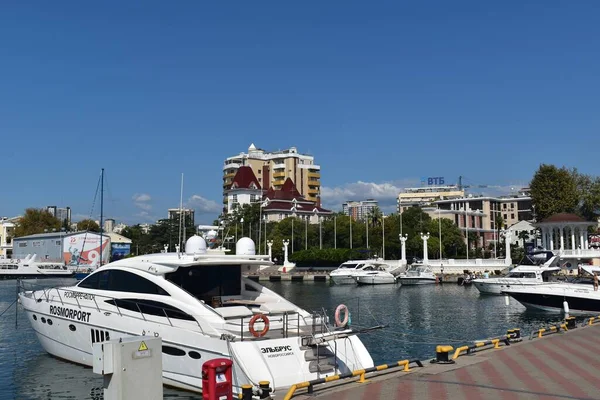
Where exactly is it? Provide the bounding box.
[293,322,600,400]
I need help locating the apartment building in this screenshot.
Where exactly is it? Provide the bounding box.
[423,193,533,248]
[342,199,379,221]
[398,185,465,212]
[168,208,195,227]
[47,205,71,226]
[222,144,321,213]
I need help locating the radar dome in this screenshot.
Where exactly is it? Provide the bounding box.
[236,237,256,255]
[205,230,218,240]
[185,235,207,254]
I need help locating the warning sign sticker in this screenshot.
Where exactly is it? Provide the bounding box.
[138,341,148,351]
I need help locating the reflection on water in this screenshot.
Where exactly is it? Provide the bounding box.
[0,280,570,399]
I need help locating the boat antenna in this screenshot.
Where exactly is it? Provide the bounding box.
[178,173,184,255]
[100,168,104,267]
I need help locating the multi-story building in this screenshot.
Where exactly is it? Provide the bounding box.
[0,217,17,258]
[224,166,263,214]
[423,192,533,249]
[222,144,321,213]
[398,185,464,213]
[342,199,379,221]
[47,206,71,226]
[262,178,332,223]
[168,208,195,227]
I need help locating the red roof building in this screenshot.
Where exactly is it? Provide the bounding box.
[262,178,332,223]
[224,166,262,214]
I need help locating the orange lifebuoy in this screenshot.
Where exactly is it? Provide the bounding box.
[249,313,270,337]
[335,304,349,327]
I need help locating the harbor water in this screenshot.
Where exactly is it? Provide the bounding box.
[0,279,568,400]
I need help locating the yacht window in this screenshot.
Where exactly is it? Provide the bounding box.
[104,299,194,321]
[166,265,241,304]
[79,270,169,296]
[340,263,360,269]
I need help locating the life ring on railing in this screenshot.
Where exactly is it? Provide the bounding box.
[249,313,270,337]
[335,304,349,327]
[15,259,20,264]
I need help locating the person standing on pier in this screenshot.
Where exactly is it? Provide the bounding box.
[594,272,599,291]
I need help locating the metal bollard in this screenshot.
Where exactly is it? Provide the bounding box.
[433,345,455,364]
[258,381,272,399]
[240,384,253,400]
[507,328,522,342]
[565,316,577,329]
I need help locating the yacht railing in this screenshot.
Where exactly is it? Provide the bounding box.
[19,280,352,346]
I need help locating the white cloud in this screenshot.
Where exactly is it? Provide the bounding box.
[321,179,419,213]
[132,193,151,202]
[321,180,524,214]
[187,194,222,214]
[132,193,153,212]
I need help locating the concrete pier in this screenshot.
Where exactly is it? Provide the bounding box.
[289,319,600,399]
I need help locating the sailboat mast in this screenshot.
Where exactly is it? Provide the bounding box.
[100,168,104,267]
[178,173,184,252]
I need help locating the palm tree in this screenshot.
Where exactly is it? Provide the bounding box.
[366,206,383,227]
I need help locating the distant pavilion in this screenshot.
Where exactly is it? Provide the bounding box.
[535,213,596,253]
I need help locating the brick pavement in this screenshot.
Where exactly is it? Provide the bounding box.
[292,322,600,400]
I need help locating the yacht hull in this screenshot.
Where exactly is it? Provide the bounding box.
[19,291,374,394]
[355,276,396,285]
[506,291,600,314]
[398,278,436,285]
[330,275,357,285]
[0,272,74,280]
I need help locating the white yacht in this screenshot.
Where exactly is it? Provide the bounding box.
[18,236,374,395]
[354,264,397,285]
[398,264,437,285]
[502,275,600,314]
[0,255,73,280]
[329,260,395,285]
[473,252,560,295]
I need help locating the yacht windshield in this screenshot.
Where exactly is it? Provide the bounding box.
[339,263,361,269]
[518,252,553,266]
[165,265,242,304]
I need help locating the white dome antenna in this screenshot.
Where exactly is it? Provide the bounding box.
[236,237,256,255]
[185,235,207,255]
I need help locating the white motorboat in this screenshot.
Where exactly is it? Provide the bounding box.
[329,260,388,285]
[18,236,375,395]
[502,278,600,314]
[354,264,397,285]
[473,251,560,295]
[398,264,437,285]
[0,255,73,280]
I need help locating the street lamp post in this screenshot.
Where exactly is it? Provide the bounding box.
[317,213,322,249]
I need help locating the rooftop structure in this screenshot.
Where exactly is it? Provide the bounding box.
[222,144,321,213]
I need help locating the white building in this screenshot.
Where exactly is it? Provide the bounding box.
[0,217,17,258]
[505,220,537,247]
[224,166,263,214]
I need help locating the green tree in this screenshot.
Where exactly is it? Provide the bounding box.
[576,173,600,221]
[120,224,152,255]
[14,208,61,237]
[530,164,578,220]
[76,219,100,232]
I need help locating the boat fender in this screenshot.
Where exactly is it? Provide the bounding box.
[249,313,270,337]
[563,301,569,314]
[335,304,349,327]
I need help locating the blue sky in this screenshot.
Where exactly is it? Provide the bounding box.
[1,1,599,225]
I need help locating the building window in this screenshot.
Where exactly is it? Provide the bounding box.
[511,213,515,219]
[18,243,27,248]
[232,194,238,204]
[504,214,507,220]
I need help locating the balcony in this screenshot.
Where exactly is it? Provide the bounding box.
[222,162,241,171]
[273,171,286,178]
[273,163,286,170]
[308,188,320,196]
[308,171,320,179]
[273,179,285,186]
